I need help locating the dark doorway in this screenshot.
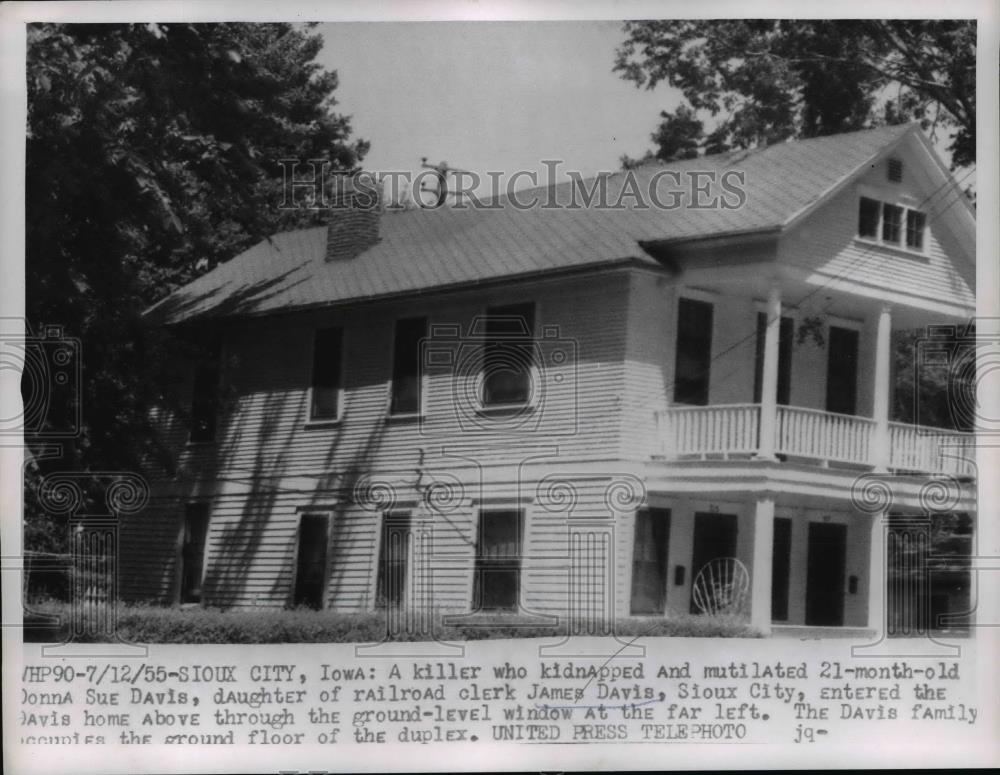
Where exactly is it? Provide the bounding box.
[674,298,714,405]
[690,512,738,613]
[180,503,210,603]
[293,514,329,609]
[771,518,793,622]
[825,326,859,415]
[630,508,671,615]
[805,522,847,626]
[377,512,411,607]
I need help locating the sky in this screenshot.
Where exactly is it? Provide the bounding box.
[316,21,682,199]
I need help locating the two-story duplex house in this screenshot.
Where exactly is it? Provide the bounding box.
[123,123,976,636]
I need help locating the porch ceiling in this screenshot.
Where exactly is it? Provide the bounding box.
[643,458,977,514]
[671,266,972,329]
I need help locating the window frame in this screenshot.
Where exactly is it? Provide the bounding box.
[178,502,211,605]
[673,295,714,406]
[290,510,332,610]
[306,326,346,426]
[479,301,538,411]
[188,338,222,445]
[375,511,412,608]
[472,507,524,612]
[855,194,927,255]
[388,317,429,418]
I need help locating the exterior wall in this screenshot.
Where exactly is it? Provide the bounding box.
[122,272,636,608]
[778,143,975,314]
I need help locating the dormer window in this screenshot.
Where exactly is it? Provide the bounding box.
[882,204,902,243]
[857,196,926,253]
[887,158,903,183]
[905,210,926,250]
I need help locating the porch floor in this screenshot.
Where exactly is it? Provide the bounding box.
[771,624,876,639]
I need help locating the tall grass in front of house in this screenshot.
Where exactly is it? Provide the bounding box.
[24,601,762,643]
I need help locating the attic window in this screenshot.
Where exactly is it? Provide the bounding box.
[887,158,903,183]
[857,196,927,253]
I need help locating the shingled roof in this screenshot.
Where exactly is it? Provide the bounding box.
[148,123,928,324]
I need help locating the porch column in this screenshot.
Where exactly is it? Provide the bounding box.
[867,511,887,635]
[755,284,782,460]
[750,497,775,634]
[872,304,892,472]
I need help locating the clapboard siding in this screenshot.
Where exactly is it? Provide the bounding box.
[779,146,974,311]
[121,271,637,607]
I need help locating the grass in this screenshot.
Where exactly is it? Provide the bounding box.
[23,601,762,644]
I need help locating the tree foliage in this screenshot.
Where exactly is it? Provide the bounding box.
[25,23,367,551]
[615,20,975,167]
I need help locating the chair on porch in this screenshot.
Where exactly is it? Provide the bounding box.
[691,557,750,617]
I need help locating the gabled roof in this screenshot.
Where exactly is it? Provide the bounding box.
[148,123,954,324]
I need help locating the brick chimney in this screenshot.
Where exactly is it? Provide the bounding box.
[325,175,382,262]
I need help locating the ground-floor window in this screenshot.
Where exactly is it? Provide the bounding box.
[473,509,523,611]
[293,513,329,609]
[180,503,210,603]
[630,508,670,615]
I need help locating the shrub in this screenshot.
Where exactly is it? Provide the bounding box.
[24,602,763,644]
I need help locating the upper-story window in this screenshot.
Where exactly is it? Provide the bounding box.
[310,327,344,421]
[390,317,427,415]
[482,302,535,407]
[674,297,713,406]
[857,196,926,252]
[189,339,221,443]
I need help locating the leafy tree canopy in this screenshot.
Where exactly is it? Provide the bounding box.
[615,20,975,167]
[25,23,367,550]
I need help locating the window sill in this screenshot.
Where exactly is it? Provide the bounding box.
[853,236,927,259]
[385,411,423,423]
[475,402,536,418]
[303,418,342,430]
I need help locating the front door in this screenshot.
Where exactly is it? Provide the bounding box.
[806,522,847,626]
[690,512,738,613]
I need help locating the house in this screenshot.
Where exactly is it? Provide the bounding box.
[122,123,977,636]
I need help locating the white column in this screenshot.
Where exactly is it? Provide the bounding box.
[750,497,775,634]
[872,304,892,472]
[755,284,781,460]
[867,511,886,635]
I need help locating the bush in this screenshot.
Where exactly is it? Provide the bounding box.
[23,602,762,644]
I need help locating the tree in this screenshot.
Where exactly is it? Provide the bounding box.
[615,20,975,167]
[24,23,368,553]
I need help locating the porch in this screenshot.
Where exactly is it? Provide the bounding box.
[654,403,975,477]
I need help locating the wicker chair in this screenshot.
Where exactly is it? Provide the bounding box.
[691,557,750,616]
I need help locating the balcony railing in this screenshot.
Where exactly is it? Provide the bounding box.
[656,403,974,477]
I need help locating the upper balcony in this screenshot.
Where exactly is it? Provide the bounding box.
[654,402,975,477]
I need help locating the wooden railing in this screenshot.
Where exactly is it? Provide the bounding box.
[776,405,873,465]
[657,403,759,458]
[889,422,976,477]
[656,403,974,476]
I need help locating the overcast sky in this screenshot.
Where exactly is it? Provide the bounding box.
[317,21,682,198]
